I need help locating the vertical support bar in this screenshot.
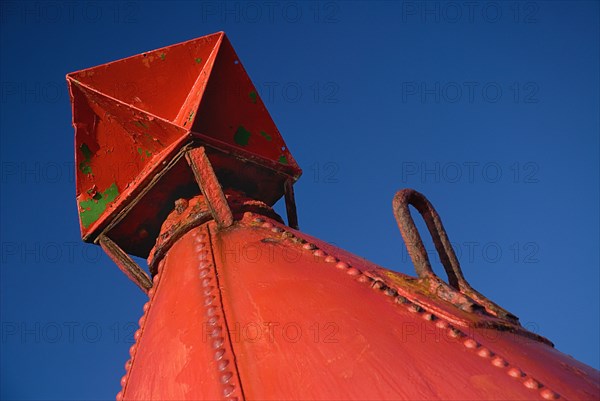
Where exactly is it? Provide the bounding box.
[284,178,299,230]
[99,235,152,293]
[185,147,234,228]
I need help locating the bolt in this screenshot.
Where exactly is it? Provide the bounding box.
[174,198,189,214]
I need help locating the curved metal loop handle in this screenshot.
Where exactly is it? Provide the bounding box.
[393,188,519,323]
[392,189,469,291]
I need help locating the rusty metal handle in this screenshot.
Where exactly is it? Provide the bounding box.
[393,189,519,323]
[392,189,468,291]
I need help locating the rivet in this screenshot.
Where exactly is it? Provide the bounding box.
[204,296,215,306]
[356,275,369,283]
[195,243,206,251]
[207,316,219,326]
[346,267,360,276]
[253,218,264,223]
[213,337,224,349]
[214,348,226,361]
[540,388,560,400]
[313,249,325,257]
[261,222,273,228]
[207,306,218,316]
[124,360,132,371]
[507,367,524,378]
[371,280,384,290]
[203,286,214,296]
[116,391,123,401]
[448,327,463,338]
[210,327,223,337]
[477,348,493,358]
[199,268,210,277]
[523,377,541,389]
[120,375,127,387]
[271,227,283,233]
[385,288,397,297]
[335,261,349,269]
[142,302,150,312]
[152,273,160,283]
[223,384,235,397]
[463,339,479,349]
[435,319,448,329]
[221,372,233,384]
[408,304,423,313]
[129,344,137,357]
[201,278,212,287]
[423,313,434,321]
[147,287,156,298]
[395,296,408,304]
[134,329,142,341]
[217,359,230,371]
[325,255,338,263]
[198,251,209,261]
[138,316,146,327]
[492,356,508,368]
[302,243,316,250]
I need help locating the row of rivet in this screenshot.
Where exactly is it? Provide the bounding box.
[116,258,165,400]
[249,213,561,401]
[193,228,240,401]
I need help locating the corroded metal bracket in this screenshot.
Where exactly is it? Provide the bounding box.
[99,235,152,293]
[393,189,519,323]
[185,147,234,228]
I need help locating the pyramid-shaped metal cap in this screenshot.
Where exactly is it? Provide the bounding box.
[67,32,301,254]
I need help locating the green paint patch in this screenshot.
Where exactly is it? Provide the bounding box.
[195,57,203,64]
[249,91,257,104]
[159,53,166,61]
[234,125,251,146]
[259,131,272,141]
[79,183,119,228]
[278,155,288,165]
[137,147,152,160]
[78,143,93,175]
[188,111,195,122]
[134,120,148,129]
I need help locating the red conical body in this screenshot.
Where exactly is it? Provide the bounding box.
[66,33,600,401]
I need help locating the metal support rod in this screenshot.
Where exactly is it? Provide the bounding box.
[185,147,234,228]
[284,178,299,230]
[99,235,152,294]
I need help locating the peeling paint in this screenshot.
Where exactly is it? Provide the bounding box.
[249,91,257,104]
[234,125,251,146]
[78,143,93,174]
[79,182,119,228]
[134,120,148,129]
[160,53,166,61]
[260,131,272,141]
[278,155,288,165]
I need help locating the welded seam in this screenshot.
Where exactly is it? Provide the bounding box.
[246,213,564,401]
[195,224,246,400]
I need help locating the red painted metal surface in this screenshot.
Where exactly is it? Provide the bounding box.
[66,32,300,256]
[117,203,599,400]
[67,33,600,401]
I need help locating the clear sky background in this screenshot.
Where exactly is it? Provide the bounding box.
[1,1,598,400]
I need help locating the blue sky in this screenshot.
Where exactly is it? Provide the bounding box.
[1,1,598,399]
